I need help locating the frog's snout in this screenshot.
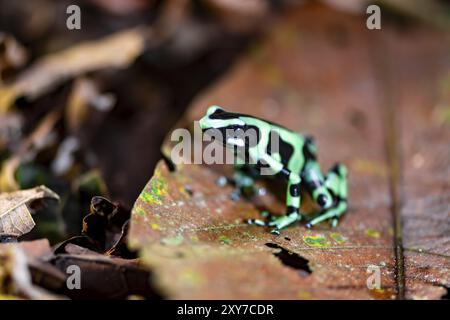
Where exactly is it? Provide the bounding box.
[198,116,208,131]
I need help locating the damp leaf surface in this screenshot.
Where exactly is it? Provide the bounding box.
[130,3,450,299]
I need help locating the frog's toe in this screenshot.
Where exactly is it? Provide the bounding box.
[246,218,266,226]
[267,212,301,230]
[270,228,281,235]
[230,190,241,201]
[306,217,339,228]
[331,218,339,228]
[307,201,347,227]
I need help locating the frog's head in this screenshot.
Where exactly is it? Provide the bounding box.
[199,105,257,148]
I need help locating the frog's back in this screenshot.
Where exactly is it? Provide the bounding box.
[269,124,306,174]
[239,115,306,173]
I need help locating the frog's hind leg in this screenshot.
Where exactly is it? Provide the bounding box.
[306,200,347,228]
[306,163,348,228]
[266,173,302,234]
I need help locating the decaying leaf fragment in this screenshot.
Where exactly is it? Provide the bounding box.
[0,109,60,192]
[0,186,59,239]
[0,247,45,299]
[0,33,28,79]
[49,243,160,299]
[65,77,116,133]
[55,196,134,258]
[0,27,146,113]
[0,239,64,299]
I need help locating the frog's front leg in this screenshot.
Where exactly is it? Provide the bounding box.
[248,153,302,234]
[306,163,348,228]
[267,169,302,234]
[227,164,261,200]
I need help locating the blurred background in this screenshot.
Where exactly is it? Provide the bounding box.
[0,0,449,243]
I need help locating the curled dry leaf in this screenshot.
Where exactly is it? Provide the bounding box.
[0,239,63,299]
[49,244,160,299]
[0,186,59,239]
[54,196,134,258]
[0,27,147,113]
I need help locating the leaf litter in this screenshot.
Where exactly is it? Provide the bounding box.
[0,1,449,300]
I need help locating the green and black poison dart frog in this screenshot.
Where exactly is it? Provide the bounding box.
[198,105,348,234]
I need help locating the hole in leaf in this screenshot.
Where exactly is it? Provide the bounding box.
[442,286,450,300]
[265,243,311,277]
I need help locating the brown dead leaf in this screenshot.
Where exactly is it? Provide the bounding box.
[66,77,116,133]
[0,32,28,80]
[0,27,146,113]
[49,244,161,299]
[0,239,64,299]
[130,3,449,299]
[381,26,450,299]
[0,109,60,192]
[130,4,398,299]
[130,155,396,299]
[0,112,22,150]
[0,186,59,239]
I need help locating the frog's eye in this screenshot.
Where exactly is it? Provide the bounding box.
[207,105,224,116]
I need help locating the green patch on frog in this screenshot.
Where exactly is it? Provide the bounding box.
[366,228,380,238]
[303,235,329,247]
[162,234,184,246]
